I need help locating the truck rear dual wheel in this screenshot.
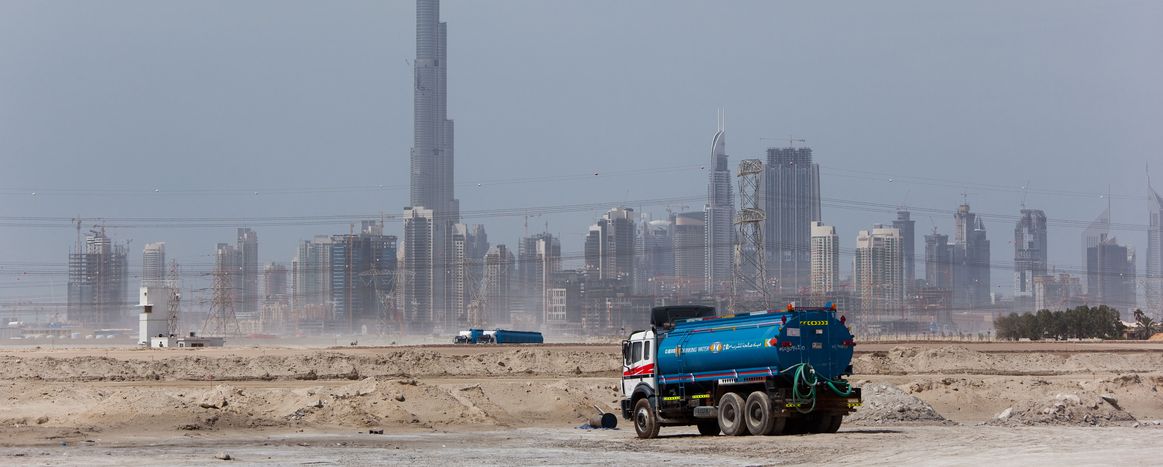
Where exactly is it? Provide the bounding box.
[805,414,843,434]
[696,420,720,436]
[821,414,843,433]
[633,399,660,439]
[717,392,748,436]
[744,391,777,435]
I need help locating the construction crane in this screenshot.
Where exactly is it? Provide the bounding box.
[665,204,691,219]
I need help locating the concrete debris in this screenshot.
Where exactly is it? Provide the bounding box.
[847,384,951,426]
[987,393,1136,427]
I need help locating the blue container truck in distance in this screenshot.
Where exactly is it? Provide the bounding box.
[620,304,862,438]
[481,329,543,344]
[455,329,543,344]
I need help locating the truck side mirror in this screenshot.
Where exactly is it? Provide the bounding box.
[621,340,630,366]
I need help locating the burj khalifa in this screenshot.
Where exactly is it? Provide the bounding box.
[406,0,458,330]
[411,0,456,217]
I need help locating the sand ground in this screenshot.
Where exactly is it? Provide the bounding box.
[1,342,1162,465]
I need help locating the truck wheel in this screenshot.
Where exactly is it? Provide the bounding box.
[633,399,660,439]
[783,417,808,435]
[825,415,843,433]
[696,421,720,436]
[765,416,788,436]
[744,391,774,436]
[717,392,747,436]
[808,414,832,433]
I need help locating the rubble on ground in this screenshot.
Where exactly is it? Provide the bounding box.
[847,383,952,426]
[987,392,1136,427]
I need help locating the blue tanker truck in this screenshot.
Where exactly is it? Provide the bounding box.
[481,329,543,344]
[455,329,544,344]
[620,304,861,438]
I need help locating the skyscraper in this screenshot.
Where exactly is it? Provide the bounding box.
[236,228,259,319]
[953,204,990,308]
[1013,209,1048,304]
[264,262,288,304]
[639,219,674,287]
[764,147,822,294]
[142,242,166,288]
[409,0,458,332]
[854,226,903,323]
[450,224,471,326]
[411,0,456,218]
[67,228,129,326]
[924,231,954,290]
[1083,208,1111,272]
[483,244,514,326]
[810,221,839,295]
[1087,234,1137,319]
[1146,178,1162,318]
[584,208,636,285]
[893,210,916,294]
[672,211,706,293]
[402,207,434,330]
[329,222,398,330]
[704,113,733,293]
[517,232,561,324]
[292,236,332,312]
[215,242,240,313]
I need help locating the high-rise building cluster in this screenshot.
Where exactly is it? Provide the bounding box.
[49,0,1156,338]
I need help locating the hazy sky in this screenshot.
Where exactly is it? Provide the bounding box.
[1,1,1161,303]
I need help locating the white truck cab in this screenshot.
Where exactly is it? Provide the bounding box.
[620,329,657,409]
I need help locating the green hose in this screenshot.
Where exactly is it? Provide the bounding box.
[825,379,853,397]
[784,363,818,413]
[782,363,854,413]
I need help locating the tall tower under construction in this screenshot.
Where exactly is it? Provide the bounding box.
[67,228,129,327]
[407,0,458,332]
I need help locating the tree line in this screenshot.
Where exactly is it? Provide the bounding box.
[994,305,1128,340]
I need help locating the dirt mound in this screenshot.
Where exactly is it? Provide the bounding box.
[854,346,994,375]
[1149,333,1163,342]
[987,393,1136,427]
[0,348,622,382]
[0,377,622,434]
[852,345,1163,376]
[847,383,952,426]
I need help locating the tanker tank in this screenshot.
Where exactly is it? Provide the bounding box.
[656,308,855,382]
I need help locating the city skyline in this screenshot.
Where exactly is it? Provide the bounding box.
[1,2,1161,316]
